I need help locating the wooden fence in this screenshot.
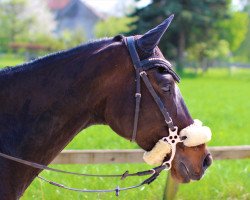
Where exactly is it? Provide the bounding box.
[52,146,250,200]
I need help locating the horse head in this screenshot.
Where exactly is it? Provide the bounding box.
[105,15,212,183]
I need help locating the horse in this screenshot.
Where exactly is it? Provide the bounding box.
[0,15,212,199]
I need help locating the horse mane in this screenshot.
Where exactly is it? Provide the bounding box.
[0,37,115,77]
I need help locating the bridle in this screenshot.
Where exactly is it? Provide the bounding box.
[0,36,184,196]
[126,36,180,142]
[126,36,182,168]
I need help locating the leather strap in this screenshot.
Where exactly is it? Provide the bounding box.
[0,151,166,196]
[37,165,166,195]
[126,36,177,142]
[140,72,175,131]
[127,36,142,142]
[0,152,157,178]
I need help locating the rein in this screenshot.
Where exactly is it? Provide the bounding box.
[0,151,166,196]
[0,36,184,196]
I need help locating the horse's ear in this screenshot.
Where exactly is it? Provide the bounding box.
[136,14,174,53]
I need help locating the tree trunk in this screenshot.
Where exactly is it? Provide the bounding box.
[176,30,185,73]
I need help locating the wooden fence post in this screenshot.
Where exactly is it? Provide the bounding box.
[163,173,179,200]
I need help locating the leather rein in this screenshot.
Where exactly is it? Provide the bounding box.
[0,36,184,196]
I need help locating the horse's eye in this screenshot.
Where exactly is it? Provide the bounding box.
[157,66,168,74]
[161,85,171,92]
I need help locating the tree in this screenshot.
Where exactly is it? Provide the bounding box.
[129,0,231,72]
[95,17,134,38]
[216,11,248,53]
[22,0,56,40]
[186,11,248,67]
[0,0,56,53]
[234,1,250,62]
[0,0,30,52]
[187,39,230,72]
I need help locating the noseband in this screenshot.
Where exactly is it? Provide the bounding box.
[0,37,210,196]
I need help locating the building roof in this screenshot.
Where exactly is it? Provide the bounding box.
[47,0,71,10]
[46,0,105,19]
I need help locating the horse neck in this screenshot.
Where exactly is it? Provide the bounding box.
[0,39,127,199]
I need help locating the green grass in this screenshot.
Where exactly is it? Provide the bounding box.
[1,57,249,199]
[0,54,24,68]
[179,68,250,146]
[22,160,250,200]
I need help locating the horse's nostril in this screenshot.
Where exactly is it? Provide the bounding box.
[203,153,213,170]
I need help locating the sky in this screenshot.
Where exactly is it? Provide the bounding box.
[82,0,244,15]
[82,0,151,15]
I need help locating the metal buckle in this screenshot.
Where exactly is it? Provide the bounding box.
[135,93,141,98]
[165,118,173,125]
[139,71,147,76]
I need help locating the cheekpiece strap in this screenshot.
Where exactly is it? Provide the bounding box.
[127,37,142,142]
[126,36,176,142]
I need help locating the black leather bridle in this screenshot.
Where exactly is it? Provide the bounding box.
[126,36,180,142]
[0,36,183,196]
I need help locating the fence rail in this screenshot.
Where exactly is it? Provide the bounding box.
[52,145,250,164]
[51,146,250,200]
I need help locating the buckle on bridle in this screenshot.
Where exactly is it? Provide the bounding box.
[139,71,147,76]
[165,118,175,131]
[165,118,173,125]
[135,93,141,98]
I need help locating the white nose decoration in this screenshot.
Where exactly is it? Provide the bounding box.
[179,119,212,147]
[143,119,212,166]
[143,140,171,165]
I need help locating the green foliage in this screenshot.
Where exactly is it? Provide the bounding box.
[30,29,87,53]
[185,10,248,65]
[95,17,134,38]
[58,29,87,48]
[129,1,250,68]
[234,2,250,62]
[0,0,57,54]
[129,0,232,70]
[187,40,230,65]
[0,0,87,57]
[0,0,31,52]
[0,0,87,58]
[216,12,249,52]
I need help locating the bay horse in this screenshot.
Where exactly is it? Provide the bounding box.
[0,16,212,199]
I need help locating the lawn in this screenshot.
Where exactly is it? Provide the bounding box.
[0,57,249,199]
[0,54,24,68]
